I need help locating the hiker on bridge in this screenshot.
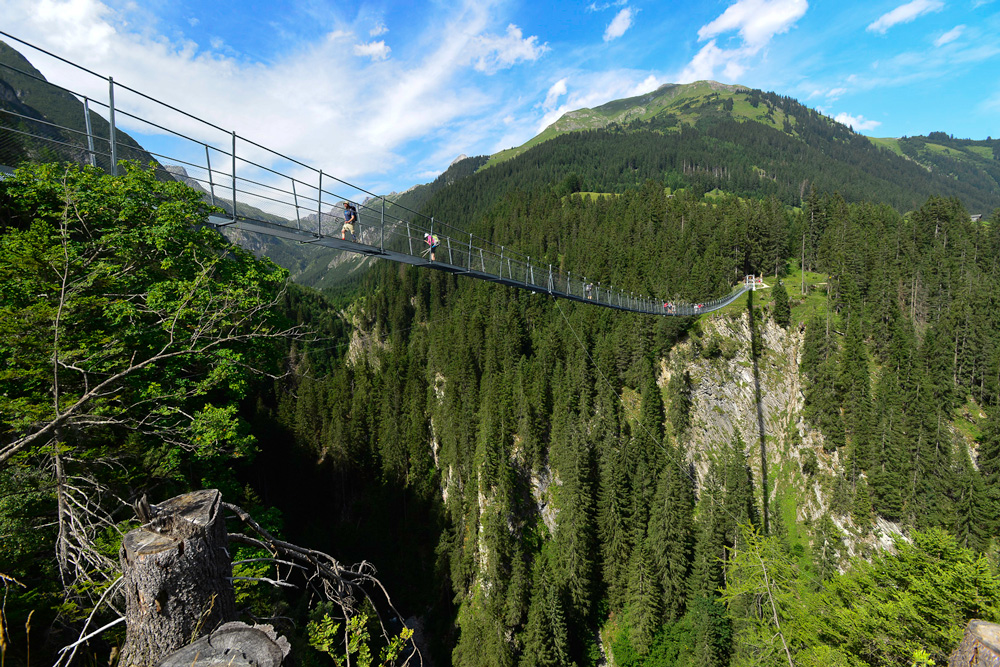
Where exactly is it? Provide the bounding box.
[342,201,358,241]
[425,232,440,261]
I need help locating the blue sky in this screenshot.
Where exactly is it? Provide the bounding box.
[2,0,999,196]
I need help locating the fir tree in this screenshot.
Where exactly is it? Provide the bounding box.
[978,407,1000,533]
[953,444,990,553]
[812,513,845,581]
[772,279,791,328]
[667,369,694,440]
[519,551,570,667]
[869,367,907,521]
[647,444,696,623]
[625,535,661,655]
[838,312,873,476]
[598,440,633,611]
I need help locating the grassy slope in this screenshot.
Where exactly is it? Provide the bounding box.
[484,81,999,214]
[485,81,753,169]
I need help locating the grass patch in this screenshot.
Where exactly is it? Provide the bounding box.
[922,142,953,156]
[953,397,986,442]
[869,137,903,156]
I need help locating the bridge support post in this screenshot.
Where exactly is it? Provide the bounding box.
[232,132,237,221]
[83,97,96,168]
[317,170,323,235]
[206,147,217,208]
[108,77,118,176]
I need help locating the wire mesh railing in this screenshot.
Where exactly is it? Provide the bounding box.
[0,30,751,316]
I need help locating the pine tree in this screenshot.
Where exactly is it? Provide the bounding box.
[812,513,844,580]
[869,367,906,521]
[723,432,760,543]
[625,535,661,655]
[801,315,844,451]
[647,444,696,623]
[772,279,791,328]
[979,407,1000,537]
[553,421,596,636]
[953,444,990,552]
[598,439,632,611]
[519,551,570,667]
[838,312,873,476]
[667,369,694,440]
[691,465,727,599]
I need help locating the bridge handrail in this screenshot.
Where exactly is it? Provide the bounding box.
[0,29,750,317]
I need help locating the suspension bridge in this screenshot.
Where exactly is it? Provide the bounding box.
[0,31,757,316]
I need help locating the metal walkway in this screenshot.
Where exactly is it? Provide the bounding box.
[0,31,752,317]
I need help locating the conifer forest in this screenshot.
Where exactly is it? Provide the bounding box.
[3,90,1000,666]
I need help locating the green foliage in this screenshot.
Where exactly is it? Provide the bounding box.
[308,612,413,667]
[722,524,830,667]
[0,161,288,469]
[720,526,1000,667]
[824,529,1000,666]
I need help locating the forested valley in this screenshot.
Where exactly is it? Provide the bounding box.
[4,94,1000,665]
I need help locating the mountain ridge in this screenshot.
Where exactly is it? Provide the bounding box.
[480,80,1000,216]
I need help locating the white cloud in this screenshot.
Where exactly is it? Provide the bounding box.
[544,78,568,109]
[354,40,391,61]
[470,24,549,74]
[0,0,541,188]
[678,40,751,83]
[370,22,388,37]
[827,87,846,100]
[604,7,636,41]
[587,0,629,10]
[698,0,808,47]
[867,0,944,34]
[834,112,882,131]
[980,91,1000,115]
[681,0,807,82]
[934,25,965,46]
[627,75,662,97]
[534,70,668,133]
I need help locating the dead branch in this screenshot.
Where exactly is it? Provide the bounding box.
[223,502,421,667]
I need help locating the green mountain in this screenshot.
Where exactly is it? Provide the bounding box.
[482,81,1000,215]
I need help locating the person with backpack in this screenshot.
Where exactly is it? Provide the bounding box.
[424,232,440,261]
[342,201,358,241]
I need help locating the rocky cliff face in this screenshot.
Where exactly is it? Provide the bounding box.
[675,308,903,560]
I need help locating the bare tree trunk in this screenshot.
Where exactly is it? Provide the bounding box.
[153,622,288,667]
[118,489,236,667]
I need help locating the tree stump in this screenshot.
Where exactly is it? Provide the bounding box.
[949,620,1000,667]
[118,489,237,667]
[153,622,289,667]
